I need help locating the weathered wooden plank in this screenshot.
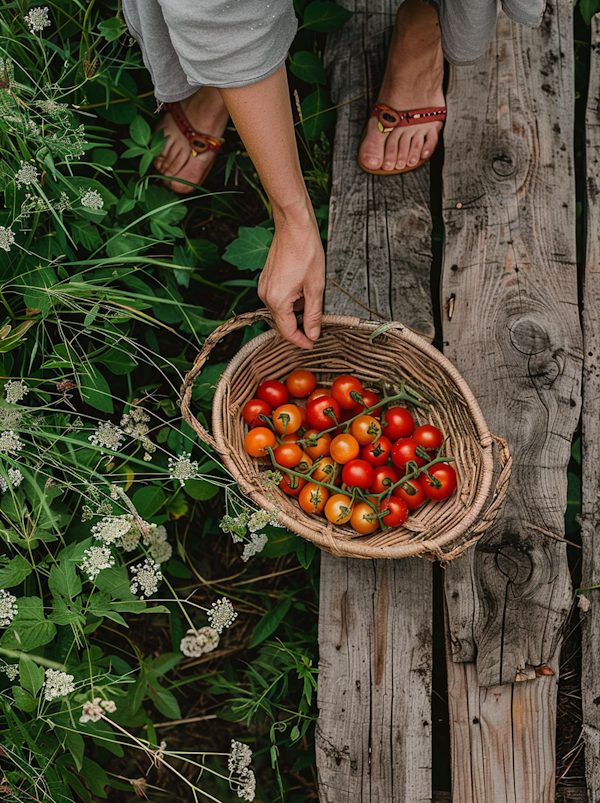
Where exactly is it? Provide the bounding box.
[316,2,434,801]
[581,13,600,803]
[441,2,582,802]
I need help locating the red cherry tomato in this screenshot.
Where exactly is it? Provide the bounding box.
[420,463,457,501]
[272,404,303,435]
[279,472,306,497]
[257,379,289,410]
[350,415,382,446]
[286,370,317,398]
[391,437,427,470]
[341,459,374,491]
[331,375,364,410]
[299,482,329,515]
[273,442,303,469]
[360,435,392,467]
[350,389,382,418]
[330,434,360,464]
[242,398,272,429]
[307,395,341,430]
[393,477,427,510]
[369,466,400,495]
[244,427,276,458]
[350,502,379,535]
[413,424,443,452]
[382,407,415,441]
[379,496,409,527]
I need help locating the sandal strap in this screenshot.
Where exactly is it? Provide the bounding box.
[371,103,446,132]
[166,101,224,154]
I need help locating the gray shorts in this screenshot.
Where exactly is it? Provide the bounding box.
[122,0,545,102]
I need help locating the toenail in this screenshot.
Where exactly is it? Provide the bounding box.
[423,151,430,157]
[365,157,379,167]
[409,158,416,165]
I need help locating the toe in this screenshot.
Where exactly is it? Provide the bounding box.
[359,118,386,170]
[406,132,425,168]
[163,145,192,178]
[393,131,411,171]
[382,129,402,171]
[421,126,440,161]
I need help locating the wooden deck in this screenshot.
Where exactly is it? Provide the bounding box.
[317,0,589,800]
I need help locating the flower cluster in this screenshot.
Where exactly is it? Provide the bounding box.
[0,468,24,494]
[81,545,115,581]
[24,7,51,33]
[79,697,117,723]
[180,627,220,658]
[207,597,237,634]
[80,188,104,210]
[0,590,18,626]
[120,406,156,458]
[0,663,18,681]
[14,161,38,189]
[88,421,124,452]
[168,452,198,487]
[4,380,29,404]
[0,430,22,454]
[0,227,15,253]
[43,669,75,701]
[0,408,22,432]
[91,516,131,545]
[241,533,268,562]
[228,740,253,774]
[129,558,162,600]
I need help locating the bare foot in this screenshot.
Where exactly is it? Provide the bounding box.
[154,86,229,194]
[359,0,444,173]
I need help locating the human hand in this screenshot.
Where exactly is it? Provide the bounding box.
[258,215,325,349]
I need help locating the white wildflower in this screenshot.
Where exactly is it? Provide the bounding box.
[80,189,104,210]
[4,380,28,404]
[81,545,115,581]
[120,407,150,439]
[0,431,22,454]
[180,627,219,658]
[236,769,256,802]
[0,227,15,253]
[14,161,38,189]
[55,192,71,213]
[37,98,67,116]
[129,558,162,600]
[101,699,116,712]
[241,533,268,562]
[119,526,141,552]
[247,508,279,533]
[0,478,6,494]
[91,515,131,545]
[79,698,103,723]
[228,740,253,774]
[0,408,22,431]
[7,468,23,489]
[88,421,124,452]
[43,668,75,701]
[150,539,172,564]
[168,452,198,487]
[0,590,18,626]
[143,452,153,461]
[1,664,18,681]
[24,6,51,33]
[207,597,237,634]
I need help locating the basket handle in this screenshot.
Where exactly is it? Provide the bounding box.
[180,308,276,450]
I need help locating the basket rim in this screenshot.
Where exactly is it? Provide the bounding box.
[209,314,497,560]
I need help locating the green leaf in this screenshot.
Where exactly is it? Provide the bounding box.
[98,347,138,375]
[1,596,57,652]
[302,1,352,32]
[249,597,292,648]
[289,51,326,84]
[580,0,600,24]
[81,757,110,798]
[93,567,137,601]
[12,685,37,712]
[223,226,274,272]
[19,657,44,696]
[65,730,85,772]
[572,437,581,466]
[79,368,114,414]
[49,561,82,600]
[147,679,182,719]
[0,555,32,588]
[301,87,335,140]
[296,538,317,569]
[184,479,220,501]
[130,116,152,147]
[132,485,166,518]
[98,16,128,40]
[566,471,581,535]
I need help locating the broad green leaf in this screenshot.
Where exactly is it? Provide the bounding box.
[93,567,137,601]
[289,51,326,84]
[49,561,82,600]
[79,368,114,414]
[19,657,44,696]
[223,226,273,272]
[147,679,182,719]
[65,730,85,771]
[249,597,292,648]
[132,485,166,518]
[296,538,317,569]
[1,596,57,652]
[48,597,86,627]
[580,0,600,24]
[130,116,152,147]
[81,757,110,797]
[301,87,335,140]
[0,554,32,587]
[98,16,128,40]
[183,479,220,501]
[302,1,352,32]
[12,685,37,712]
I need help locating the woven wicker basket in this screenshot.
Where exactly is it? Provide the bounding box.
[181,309,511,561]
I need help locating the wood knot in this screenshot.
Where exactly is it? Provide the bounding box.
[508,317,550,355]
[491,154,516,177]
[495,544,533,584]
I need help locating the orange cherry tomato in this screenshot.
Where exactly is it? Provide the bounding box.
[286,370,317,398]
[296,452,314,474]
[297,405,308,429]
[244,427,276,458]
[311,456,339,484]
[273,442,304,469]
[303,429,332,460]
[279,472,306,497]
[350,415,382,446]
[272,404,303,435]
[324,493,353,524]
[281,433,300,444]
[330,434,360,465]
[331,375,364,410]
[242,398,272,429]
[308,387,331,403]
[299,482,329,515]
[350,501,380,534]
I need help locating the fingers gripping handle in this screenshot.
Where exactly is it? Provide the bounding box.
[180,309,276,451]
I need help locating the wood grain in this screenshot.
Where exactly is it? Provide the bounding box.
[316,1,434,800]
[441,2,582,801]
[581,12,600,803]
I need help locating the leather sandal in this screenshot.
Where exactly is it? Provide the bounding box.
[159,101,225,188]
[358,103,446,176]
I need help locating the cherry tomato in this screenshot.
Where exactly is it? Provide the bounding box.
[307,396,341,430]
[382,407,415,440]
[312,456,339,484]
[308,387,331,403]
[303,429,332,460]
[413,424,443,452]
[272,404,303,435]
[330,434,360,464]
[350,389,383,418]
[281,433,300,444]
[279,472,306,497]
[350,501,379,534]
[296,452,314,474]
[297,405,308,429]
[273,442,303,469]
[257,379,289,409]
[242,398,272,429]
[341,459,374,490]
[393,477,427,510]
[325,493,353,524]
[244,427,276,458]
[299,482,329,515]
[360,435,392,467]
[286,370,317,398]
[331,375,364,410]
[420,463,457,501]
[391,437,427,469]
[350,415,382,446]
[369,466,400,495]
[379,497,409,527]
